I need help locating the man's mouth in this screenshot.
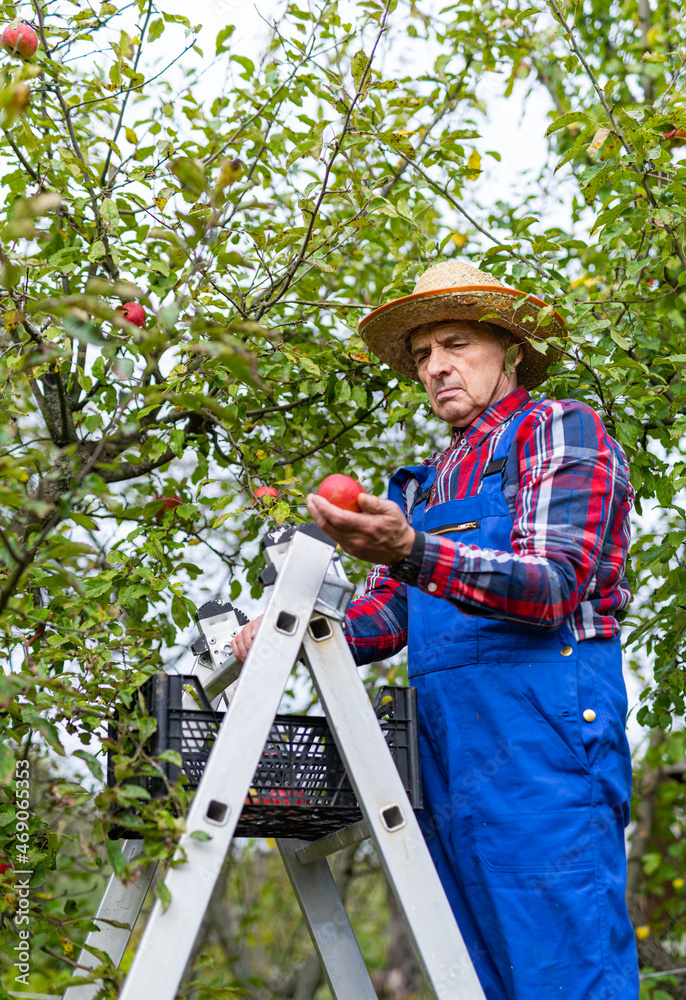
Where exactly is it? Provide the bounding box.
[435,386,462,400]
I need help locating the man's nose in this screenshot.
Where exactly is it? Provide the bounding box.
[425,346,453,378]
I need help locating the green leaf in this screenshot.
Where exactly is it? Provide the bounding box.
[581,163,612,205]
[610,329,631,351]
[546,110,591,135]
[231,55,254,78]
[190,829,212,841]
[147,18,164,41]
[216,24,235,55]
[286,123,331,168]
[0,744,14,784]
[161,12,191,25]
[29,862,46,888]
[106,840,127,879]
[70,512,98,530]
[155,880,172,912]
[626,259,647,276]
[88,240,106,261]
[504,343,519,377]
[73,750,104,781]
[642,851,662,875]
[299,355,321,378]
[100,198,121,233]
[62,315,106,346]
[335,379,351,403]
[29,716,66,756]
[170,157,206,196]
[351,50,370,96]
[171,594,191,629]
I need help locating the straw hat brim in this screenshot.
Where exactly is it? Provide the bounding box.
[359,285,566,391]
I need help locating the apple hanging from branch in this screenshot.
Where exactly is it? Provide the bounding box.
[117,302,146,328]
[253,485,279,503]
[2,21,38,59]
[153,495,182,520]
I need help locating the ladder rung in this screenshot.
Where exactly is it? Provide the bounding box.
[295,819,370,865]
[201,652,242,699]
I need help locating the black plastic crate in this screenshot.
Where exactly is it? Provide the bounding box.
[107,672,422,841]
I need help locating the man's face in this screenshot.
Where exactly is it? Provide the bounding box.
[410,321,521,428]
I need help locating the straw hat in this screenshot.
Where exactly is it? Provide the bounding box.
[358,260,566,390]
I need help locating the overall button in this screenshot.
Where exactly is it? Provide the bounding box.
[583,709,597,723]
[427,582,438,593]
[561,645,573,656]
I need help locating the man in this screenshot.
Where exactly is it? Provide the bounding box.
[233,260,639,1000]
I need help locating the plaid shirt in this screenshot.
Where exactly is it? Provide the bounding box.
[345,387,634,665]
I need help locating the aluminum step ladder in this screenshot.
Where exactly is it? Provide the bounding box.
[65,524,485,1000]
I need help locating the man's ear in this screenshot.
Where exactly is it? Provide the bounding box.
[503,342,522,378]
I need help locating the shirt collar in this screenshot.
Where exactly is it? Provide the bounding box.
[450,386,531,450]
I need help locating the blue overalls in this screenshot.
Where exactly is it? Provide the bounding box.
[388,411,638,1000]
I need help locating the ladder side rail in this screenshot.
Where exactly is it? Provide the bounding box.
[302,618,487,1000]
[277,839,377,1000]
[62,841,156,1000]
[65,644,241,998]
[118,531,335,1000]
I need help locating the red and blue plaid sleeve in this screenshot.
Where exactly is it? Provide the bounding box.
[344,564,408,666]
[416,399,633,635]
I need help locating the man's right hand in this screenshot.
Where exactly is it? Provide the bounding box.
[231,615,263,661]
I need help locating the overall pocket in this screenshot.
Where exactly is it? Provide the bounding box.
[454,662,594,872]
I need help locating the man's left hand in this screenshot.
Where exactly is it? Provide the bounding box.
[306,491,415,565]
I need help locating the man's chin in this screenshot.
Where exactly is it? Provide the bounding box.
[431,398,478,427]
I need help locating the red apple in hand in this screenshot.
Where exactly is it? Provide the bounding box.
[118,302,146,328]
[254,486,279,502]
[2,22,38,59]
[317,474,365,512]
[154,494,182,519]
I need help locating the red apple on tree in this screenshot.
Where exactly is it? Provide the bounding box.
[153,494,182,519]
[662,125,686,145]
[317,474,365,512]
[2,21,38,59]
[117,302,146,328]
[253,485,279,502]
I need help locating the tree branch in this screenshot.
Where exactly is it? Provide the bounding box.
[546,0,686,271]
[401,154,555,281]
[381,56,474,199]
[100,0,154,188]
[254,0,394,318]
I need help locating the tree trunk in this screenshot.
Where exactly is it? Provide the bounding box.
[626,732,686,1000]
[371,883,424,999]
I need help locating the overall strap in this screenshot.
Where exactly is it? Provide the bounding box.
[480,402,540,490]
[388,464,436,513]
